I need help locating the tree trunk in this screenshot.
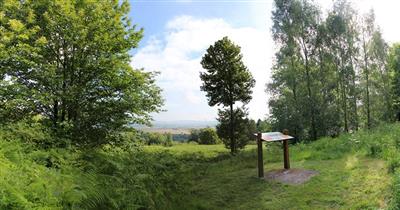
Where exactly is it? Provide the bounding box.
[339,39,349,133]
[304,52,317,140]
[350,56,358,131]
[343,84,348,132]
[290,57,300,140]
[229,103,235,154]
[53,99,58,127]
[363,37,371,129]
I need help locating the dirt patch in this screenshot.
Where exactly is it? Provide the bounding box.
[265,169,319,185]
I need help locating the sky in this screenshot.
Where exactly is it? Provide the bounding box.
[129,0,400,122]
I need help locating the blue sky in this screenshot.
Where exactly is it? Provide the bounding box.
[128,0,400,122]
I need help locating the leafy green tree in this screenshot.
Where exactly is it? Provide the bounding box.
[216,107,255,152]
[359,10,392,127]
[270,0,322,140]
[198,128,220,145]
[256,119,271,132]
[164,133,173,147]
[200,36,255,153]
[389,43,400,120]
[0,0,163,146]
[188,129,200,142]
[360,9,376,128]
[325,0,359,132]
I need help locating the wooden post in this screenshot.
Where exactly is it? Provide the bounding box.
[257,132,264,178]
[282,129,290,169]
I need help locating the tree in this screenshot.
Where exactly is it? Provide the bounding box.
[359,10,392,127]
[270,0,305,139]
[326,0,359,132]
[198,128,220,145]
[256,119,271,132]
[269,0,392,141]
[0,0,163,146]
[200,36,255,153]
[216,107,255,151]
[389,44,400,120]
[188,129,200,142]
[360,10,375,128]
[270,0,322,140]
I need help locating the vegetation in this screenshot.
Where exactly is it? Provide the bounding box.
[139,131,173,146]
[3,121,400,209]
[198,128,220,145]
[188,129,200,142]
[0,122,187,209]
[200,36,255,153]
[216,107,256,151]
[269,0,398,141]
[0,0,163,146]
[2,0,400,209]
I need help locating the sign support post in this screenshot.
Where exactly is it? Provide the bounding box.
[283,139,290,169]
[255,130,294,178]
[282,129,290,169]
[257,132,264,178]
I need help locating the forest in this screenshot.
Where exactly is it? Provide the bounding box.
[269,0,400,141]
[1,0,400,209]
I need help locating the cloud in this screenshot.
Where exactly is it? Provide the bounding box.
[131,15,272,121]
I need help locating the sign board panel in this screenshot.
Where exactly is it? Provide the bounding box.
[258,132,294,142]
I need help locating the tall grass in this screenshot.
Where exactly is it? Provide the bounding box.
[2,122,400,209]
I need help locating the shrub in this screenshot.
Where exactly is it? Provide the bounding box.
[188,129,200,142]
[216,107,256,152]
[198,128,220,145]
[0,122,191,209]
[139,132,174,146]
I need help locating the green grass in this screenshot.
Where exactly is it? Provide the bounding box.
[143,124,400,209]
[144,143,256,158]
[177,154,391,209]
[1,122,400,209]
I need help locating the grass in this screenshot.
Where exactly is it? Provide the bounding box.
[177,154,391,209]
[143,124,400,209]
[1,122,400,209]
[144,143,256,159]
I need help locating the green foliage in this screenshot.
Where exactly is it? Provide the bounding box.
[188,129,200,142]
[200,36,255,154]
[216,107,256,152]
[0,0,163,146]
[390,171,400,209]
[390,43,400,121]
[5,121,400,209]
[0,123,189,209]
[256,119,271,132]
[139,132,173,147]
[269,0,393,141]
[200,36,255,107]
[198,128,220,145]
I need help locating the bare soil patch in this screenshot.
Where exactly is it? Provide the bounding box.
[265,168,319,185]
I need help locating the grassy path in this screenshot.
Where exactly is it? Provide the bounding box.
[177,154,391,209]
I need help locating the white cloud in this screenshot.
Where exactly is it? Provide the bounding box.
[131,15,273,121]
[130,1,400,122]
[318,0,400,44]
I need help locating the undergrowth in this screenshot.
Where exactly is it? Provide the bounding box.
[2,122,400,209]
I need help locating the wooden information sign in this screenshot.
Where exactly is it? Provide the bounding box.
[256,131,294,178]
[260,132,294,142]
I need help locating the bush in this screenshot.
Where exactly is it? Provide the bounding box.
[0,122,190,209]
[188,129,200,142]
[216,107,256,152]
[139,132,173,147]
[198,128,220,145]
